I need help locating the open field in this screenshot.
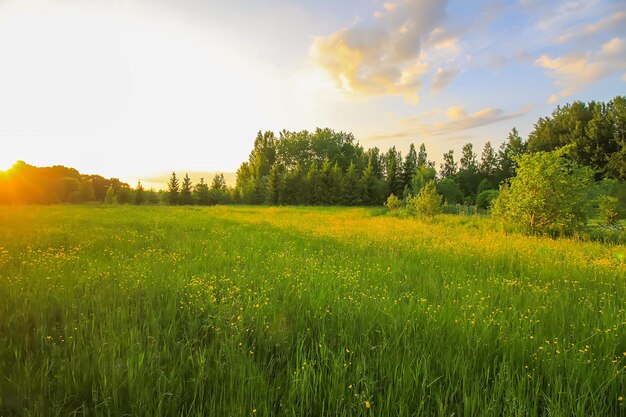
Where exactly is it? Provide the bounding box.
[0,206,625,416]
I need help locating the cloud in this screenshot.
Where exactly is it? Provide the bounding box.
[536,37,626,99]
[311,0,448,103]
[431,66,459,92]
[369,105,529,141]
[556,10,626,44]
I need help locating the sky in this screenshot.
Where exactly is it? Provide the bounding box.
[0,0,624,188]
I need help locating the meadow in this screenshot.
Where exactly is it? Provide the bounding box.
[0,205,624,417]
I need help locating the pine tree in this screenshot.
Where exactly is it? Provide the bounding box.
[328,162,344,205]
[417,143,430,168]
[361,159,377,205]
[402,143,418,193]
[180,173,193,205]
[479,141,497,180]
[342,162,362,205]
[306,162,322,205]
[168,172,180,205]
[135,181,145,205]
[194,177,211,205]
[265,164,281,205]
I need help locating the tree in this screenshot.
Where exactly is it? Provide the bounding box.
[496,128,527,185]
[439,150,457,179]
[479,141,497,179]
[168,172,180,205]
[194,177,211,205]
[384,147,402,198]
[436,178,463,205]
[417,143,431,168]
[457,143,480,201]
[328,162,344,205]
[105,185,115,204]
[361,159,380,205]
[180,173,193,205]
[492,147,593,235]
[402,143,418,193]
[306,162,322,205]
[210,173,230,204]
[342,162,362,206]
[266,164,282,205]
[135,181,145,205]
[410,164,436,195]
[407,181,442,217]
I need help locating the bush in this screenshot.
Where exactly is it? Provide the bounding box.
[476,189,499,210]
[407,181,442,218]
[597,195,620,226]
[384,194,403,211]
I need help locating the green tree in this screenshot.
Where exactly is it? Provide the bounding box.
[597,195,620,226]
[328,162,344,205]
[265,164,282,205]
[168,172,180,205]
[496,128,527,184]
[134,181,145,205]
[439,150,457,179]
[342,162,362,206]
[402,143,418,193]
[410,164,436,195]
[180,173,193,205]
[436,178,463,205]
[104,185,115,204]
[492,148,593,235]
[407,181,442,217]
[210,173,230,204]
[479,141,497,180]
[194,177,211,205]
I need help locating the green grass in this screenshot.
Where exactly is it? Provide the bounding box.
[0,205,625,416]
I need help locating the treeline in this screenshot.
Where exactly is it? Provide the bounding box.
[0,161,134,204]
[2,96,624,210]
[232,128,523,207]
[233,96,626,209]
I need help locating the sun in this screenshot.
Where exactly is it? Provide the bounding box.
[0,158,16,172]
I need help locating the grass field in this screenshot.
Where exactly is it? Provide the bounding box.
[0,206,625,417]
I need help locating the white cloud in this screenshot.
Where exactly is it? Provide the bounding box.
[311,0,449,103]
[431,67,459,92]
[536,37,626,99]
[369,105,529,140]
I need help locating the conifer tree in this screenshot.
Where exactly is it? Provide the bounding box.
[168,172,180,205]
[194,177,211,205]
[328,162,344,205]
[180,173,193,205]
[265,164,281,205]
[439,150,457,179]
[135,181,145,205]
[342,162,362,206]
[361,159,377,205]
[306,162,322,205]
[402,143,418,193]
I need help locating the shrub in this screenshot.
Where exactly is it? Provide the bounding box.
[597,195,620,226]
[476,189,499,210]
[384,194,403,211]
[406,181,442,218]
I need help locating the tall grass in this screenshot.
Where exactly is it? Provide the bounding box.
[0,206,624,416]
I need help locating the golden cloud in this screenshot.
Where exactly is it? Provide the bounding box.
[311,0,448,103]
